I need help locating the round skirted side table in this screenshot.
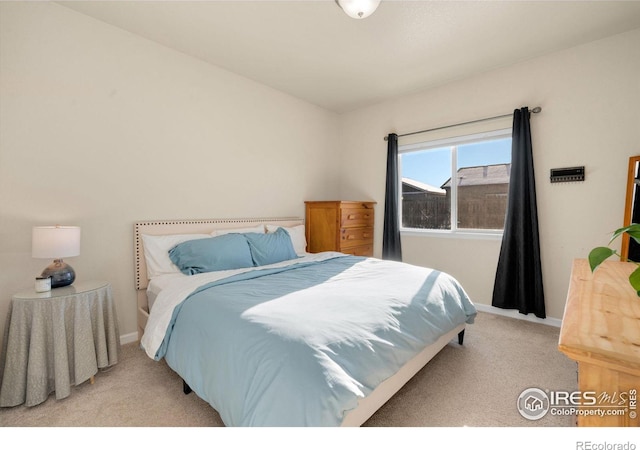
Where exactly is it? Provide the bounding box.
[0,281,120,407]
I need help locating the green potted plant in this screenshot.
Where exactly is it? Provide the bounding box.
[588,223,640,296]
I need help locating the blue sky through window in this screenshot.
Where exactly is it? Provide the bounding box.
[401,138,511,188]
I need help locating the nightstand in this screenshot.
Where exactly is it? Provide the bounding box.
[0,281,120,407]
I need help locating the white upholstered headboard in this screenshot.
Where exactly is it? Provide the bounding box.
[133,217,303,338]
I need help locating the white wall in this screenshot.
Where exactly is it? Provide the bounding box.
[0,3,339,345]
[2,2,639,348]
[338,29,640,321]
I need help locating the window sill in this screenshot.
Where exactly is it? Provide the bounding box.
[400,228,503,240]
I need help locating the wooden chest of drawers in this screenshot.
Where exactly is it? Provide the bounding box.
[558,259,640,427]
[304,201,375,256]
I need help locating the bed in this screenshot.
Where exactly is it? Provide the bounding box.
[134,217,476,427]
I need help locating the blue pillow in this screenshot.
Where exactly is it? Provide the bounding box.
[168,234,254,275]
[244,227,298,266]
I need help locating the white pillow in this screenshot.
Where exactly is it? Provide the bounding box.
[266,224,307,255]
[141,233,210,279]
[211,225,265,236]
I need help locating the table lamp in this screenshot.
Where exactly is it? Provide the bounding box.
[32,225,81,288]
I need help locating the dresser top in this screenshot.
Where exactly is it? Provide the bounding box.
[305,200,376,204]
[559,259,640,374]
[305,200,376,206]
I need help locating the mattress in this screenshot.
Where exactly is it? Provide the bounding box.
[147,273,185,311]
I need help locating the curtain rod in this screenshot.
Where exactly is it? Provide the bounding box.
[384,106,542,141]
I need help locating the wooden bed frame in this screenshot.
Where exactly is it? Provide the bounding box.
[133,217,466,427]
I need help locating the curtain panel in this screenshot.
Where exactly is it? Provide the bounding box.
[491,107,546,318]
[382,133,402,261]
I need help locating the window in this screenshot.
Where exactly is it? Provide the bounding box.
[399,129,512,235]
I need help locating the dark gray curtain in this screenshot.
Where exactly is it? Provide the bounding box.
[492,107,546,318]
[382,133,402,261]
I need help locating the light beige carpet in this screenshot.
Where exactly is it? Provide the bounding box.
[0,311,577,427]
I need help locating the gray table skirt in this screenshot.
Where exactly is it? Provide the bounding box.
[0,282,120,407]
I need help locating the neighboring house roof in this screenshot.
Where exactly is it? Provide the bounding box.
[402,177,446,195]
[441,163,511,188]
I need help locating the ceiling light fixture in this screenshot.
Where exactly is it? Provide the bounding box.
[335,0,381,19]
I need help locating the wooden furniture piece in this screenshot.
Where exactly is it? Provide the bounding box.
[304,201,375,256]
[558,259,640,426]
[0,281,120,407]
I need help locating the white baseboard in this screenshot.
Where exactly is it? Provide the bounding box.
[120,331,139,345]
[473,303,562,328]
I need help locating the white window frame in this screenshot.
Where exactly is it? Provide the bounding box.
[398,128,512,240]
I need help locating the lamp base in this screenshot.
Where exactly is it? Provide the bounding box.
[41,259,75,288]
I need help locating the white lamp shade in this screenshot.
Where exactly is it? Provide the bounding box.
[336,0,381,19]
[32,226,81,259]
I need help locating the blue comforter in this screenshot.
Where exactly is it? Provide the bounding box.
[143,254,476,426]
